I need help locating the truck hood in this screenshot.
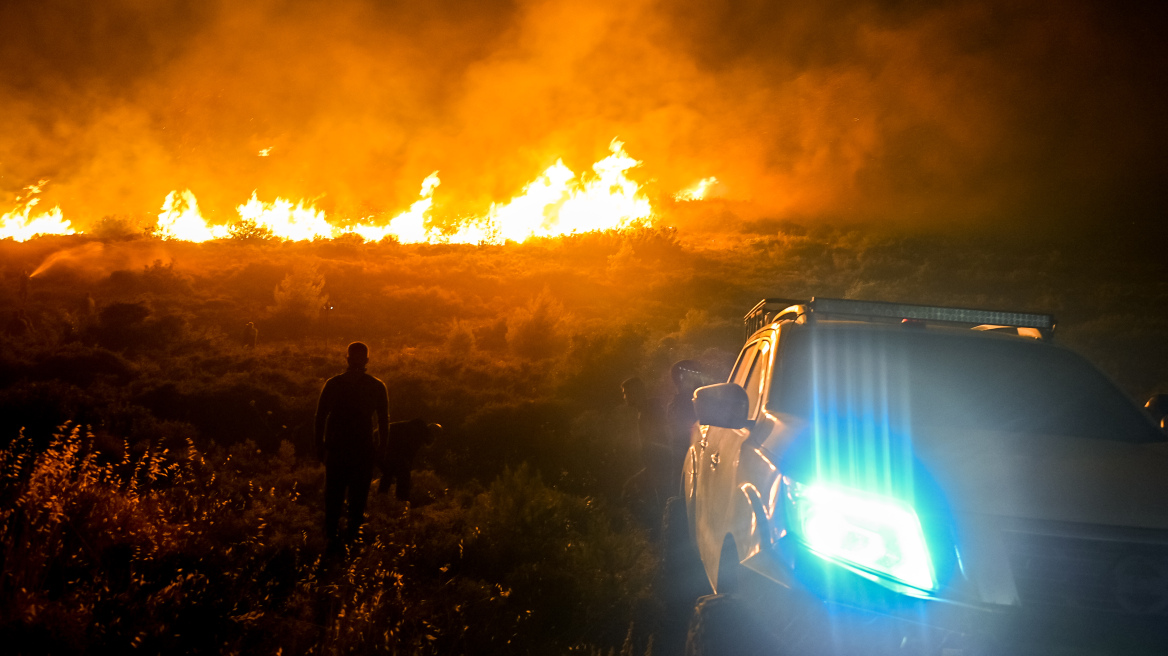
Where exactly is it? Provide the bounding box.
[913,427,1168,530]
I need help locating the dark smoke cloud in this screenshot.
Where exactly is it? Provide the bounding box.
[1,0,1164,234]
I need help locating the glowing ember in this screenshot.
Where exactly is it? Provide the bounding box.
[0,181,75,242]
[157,190,229,242]
[674,177,719,201]
[237,193,336,241]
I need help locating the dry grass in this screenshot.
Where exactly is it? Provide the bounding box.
[0,224,1164,654]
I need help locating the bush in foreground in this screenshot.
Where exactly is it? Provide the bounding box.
[0,428,657,655]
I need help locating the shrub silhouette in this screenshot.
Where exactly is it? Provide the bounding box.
[445,319,476,356]
[0,381,96,447]
[267,264,327,338]
[463,464,656,652]
[0,428,658,655]
[90,302,189,352]
[508,291,566,360]
[28,344,136,388]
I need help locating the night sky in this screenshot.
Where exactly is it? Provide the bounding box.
[2,0,1165,236]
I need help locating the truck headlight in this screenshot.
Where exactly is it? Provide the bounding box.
[789,481,936,592]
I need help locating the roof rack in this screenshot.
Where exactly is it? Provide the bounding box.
[744,297,1056,341]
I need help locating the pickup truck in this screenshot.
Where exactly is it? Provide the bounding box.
[682,297,1168,656]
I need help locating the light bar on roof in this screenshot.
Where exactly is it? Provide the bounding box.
[810,297,1055,331]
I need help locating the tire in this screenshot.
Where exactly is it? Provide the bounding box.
[657,496,716,656]
[661,496,703,595]
[714,537,740,594]
[683,593,776,656]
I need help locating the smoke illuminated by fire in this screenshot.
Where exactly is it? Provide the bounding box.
[0,0,1163,240]
[0,181,75,242]
[2,140,661,244]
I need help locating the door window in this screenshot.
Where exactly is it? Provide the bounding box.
[742,340,771,418]
[731,342,759,386]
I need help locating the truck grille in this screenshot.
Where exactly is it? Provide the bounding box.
[1002,526,1168,616]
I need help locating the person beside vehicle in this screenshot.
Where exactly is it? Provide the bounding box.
[622,376,671,516]
[665,360,703,497]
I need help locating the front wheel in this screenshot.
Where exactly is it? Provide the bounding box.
[683,593,777,656]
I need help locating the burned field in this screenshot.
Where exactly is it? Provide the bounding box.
[1,225,1166,655]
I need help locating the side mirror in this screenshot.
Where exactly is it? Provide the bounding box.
[694,383,751,429]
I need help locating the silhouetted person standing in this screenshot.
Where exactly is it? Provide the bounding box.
[242,321,257,348]
[665,360,703,497]
[315,341,389,549]
[622,377,670,517]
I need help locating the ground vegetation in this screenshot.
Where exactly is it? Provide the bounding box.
[0,222,1165,654]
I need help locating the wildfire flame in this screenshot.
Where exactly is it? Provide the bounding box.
[237,193,335,241]
[350,172,444,244]
[674,177,719,202]
[157,190,229,242]
[0,181,75,242]
[488,139,652,242]
[3,140,676,244]
[352,139,652,244]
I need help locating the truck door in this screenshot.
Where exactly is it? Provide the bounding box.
[696,337,773,565]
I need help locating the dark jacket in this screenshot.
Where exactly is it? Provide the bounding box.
[315,368,390,464]
[666,392,697,452]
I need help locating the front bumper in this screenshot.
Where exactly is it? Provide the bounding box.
[743,534,1168,655]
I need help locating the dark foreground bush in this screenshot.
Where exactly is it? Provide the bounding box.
[463,464,657,652]
[0,428,658,655]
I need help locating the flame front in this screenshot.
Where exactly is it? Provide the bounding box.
[7,140,680,244]
[0,181,75,242]
[237,193,336,241]
[486,140,651,243]
[350,172,443,244]
[157,190,229,242]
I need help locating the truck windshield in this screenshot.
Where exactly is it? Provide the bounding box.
[771,328,1162,443]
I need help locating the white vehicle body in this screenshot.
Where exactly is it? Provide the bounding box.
[683,298,1168,653]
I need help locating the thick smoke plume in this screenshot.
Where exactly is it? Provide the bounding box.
[1,0,1165,234]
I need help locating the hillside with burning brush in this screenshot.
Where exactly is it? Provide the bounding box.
[1,221,1166,654]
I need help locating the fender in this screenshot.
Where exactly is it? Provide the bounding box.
[738,482,771,561]
[732,443,799,589]
[732,443,780,554]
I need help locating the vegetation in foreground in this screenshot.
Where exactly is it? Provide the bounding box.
[1,427,656,655]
